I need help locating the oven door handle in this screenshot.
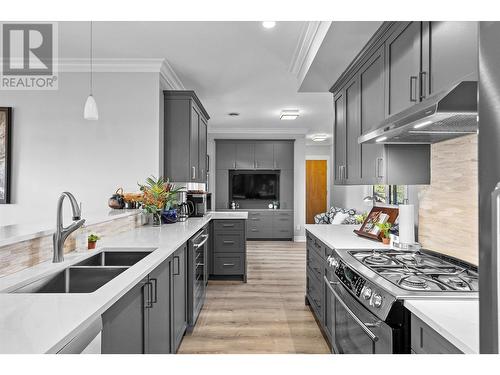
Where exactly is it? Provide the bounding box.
[324,276,380,343]
[193,236,209,248]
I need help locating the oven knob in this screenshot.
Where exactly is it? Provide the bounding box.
[361,287,372,300]
[372,293,383,308]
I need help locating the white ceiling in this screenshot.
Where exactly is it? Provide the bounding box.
[57,21,377,145]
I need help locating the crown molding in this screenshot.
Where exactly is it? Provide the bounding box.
[159,59,185,90]
[208,127,308,135]
[289,21,332,86]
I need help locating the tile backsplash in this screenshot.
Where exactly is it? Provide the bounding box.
[418,134,478,265]
[0,213,144,278]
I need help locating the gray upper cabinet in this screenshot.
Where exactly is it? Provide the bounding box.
[216,142,236,170]
[279,169,294,209]
[235,142,255,169]
[254,142,274,169]
[385,22,422,116]
[333,91,346,184]
[421,21,478,98]
[198,117,208,183]
[359,46,385,185]
[164,91,210,183]
[215,170,229,209]
[345,76,361,184]
[273,141,294,170]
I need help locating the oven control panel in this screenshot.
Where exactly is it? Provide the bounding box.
[334,261,366,298]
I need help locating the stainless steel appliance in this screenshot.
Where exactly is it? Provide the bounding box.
[177,201,194,222]
[358,80,477,144]
[187,227,209,327]
[187,192,207,217]
[478,21,500,354]
[325,248,478,354]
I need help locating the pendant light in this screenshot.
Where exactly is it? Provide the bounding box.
[84,21,98,120]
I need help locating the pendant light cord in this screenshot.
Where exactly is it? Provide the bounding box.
[90,21,93,95]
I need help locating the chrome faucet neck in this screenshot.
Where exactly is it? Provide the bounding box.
[53,192,85,263]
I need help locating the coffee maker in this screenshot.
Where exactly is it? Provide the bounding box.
[186,192,207,217]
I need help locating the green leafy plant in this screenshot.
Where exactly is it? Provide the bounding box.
[376,222,392,239]
[355,212,368,224]
[88,234,100,242]
[138,176,184,214]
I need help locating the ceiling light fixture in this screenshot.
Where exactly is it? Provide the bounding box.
[280,110,299,120]
[84,21,98,121]
[228,112,240,117]
[413,120,432,129]
[262,21,276,29]
[312,134,328,142]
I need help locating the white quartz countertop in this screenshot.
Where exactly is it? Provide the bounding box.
[0,211,247,354]
[304,224,392,250]
[0,209,142,248]
[404,299,479,354]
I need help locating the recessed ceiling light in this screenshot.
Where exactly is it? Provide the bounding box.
[312,134,328,142]
[262,21,276,29]
[228,112,240,117]
[376,136,388,143]
[413,120,433,129]
[280,110,299,120]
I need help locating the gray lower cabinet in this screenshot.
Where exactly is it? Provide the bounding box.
[211,219,247,281]
[246,210,293,240]
[410,314,462,354]
[101,246,187,354]
[171,245,187,353]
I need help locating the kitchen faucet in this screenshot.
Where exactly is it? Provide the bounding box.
[52,192,85,263]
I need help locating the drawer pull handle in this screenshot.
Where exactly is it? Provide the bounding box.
[223,263,235,267]
[222,224,235,227]
[251,229,258,232]
[223,240,235,244]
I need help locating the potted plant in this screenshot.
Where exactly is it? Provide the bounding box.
[88,233,101,249]
[139,176,183,226]
[376,222,392,245]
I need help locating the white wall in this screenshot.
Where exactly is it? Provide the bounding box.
[0,72,163,226]
[208,133,307,241]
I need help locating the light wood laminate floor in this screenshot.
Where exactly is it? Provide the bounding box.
[178,241,330,354]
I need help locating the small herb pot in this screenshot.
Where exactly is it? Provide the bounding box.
[88,241,97,250]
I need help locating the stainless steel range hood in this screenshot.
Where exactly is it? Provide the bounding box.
[358,81,478,144]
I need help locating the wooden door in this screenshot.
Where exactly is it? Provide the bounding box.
[306,160,327,224]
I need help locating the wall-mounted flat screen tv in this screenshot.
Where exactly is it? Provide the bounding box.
[230,171,279,200]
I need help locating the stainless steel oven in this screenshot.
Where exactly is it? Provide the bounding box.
[325,274,393,354]
[188,226,209,327]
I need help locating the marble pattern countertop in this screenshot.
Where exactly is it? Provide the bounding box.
[0,211,247,354]
[404,299,479,354]
[0,209,142,248]
[304,224,392,250]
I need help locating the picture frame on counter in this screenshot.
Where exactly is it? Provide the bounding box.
[354,206,399,242]
[0,107,12,204]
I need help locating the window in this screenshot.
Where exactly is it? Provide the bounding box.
[373,185,408,205]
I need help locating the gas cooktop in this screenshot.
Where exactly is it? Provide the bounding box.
[348,250,478,292]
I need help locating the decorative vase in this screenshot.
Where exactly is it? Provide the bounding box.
[88,241,97,250]
[162,209,177,224]
[152,211,162,227]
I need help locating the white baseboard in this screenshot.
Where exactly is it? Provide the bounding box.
[294,236,306,242]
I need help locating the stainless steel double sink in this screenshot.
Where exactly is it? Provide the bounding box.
[11,249,155,294]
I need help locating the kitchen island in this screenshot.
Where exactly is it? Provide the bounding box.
[0,211,247,354]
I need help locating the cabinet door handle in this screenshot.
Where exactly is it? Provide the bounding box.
[222,223,235,227]
[191,166,196,180]
[223,240,235,244]
[150,278,158,304]
[255,161,258,169]
[173,255,181,276]
[376,158,384,179]
[223,263,235,267]
[419,71,427,100]
[144,281,153,309]
[410,76,418,102]
[344,165,348,180]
